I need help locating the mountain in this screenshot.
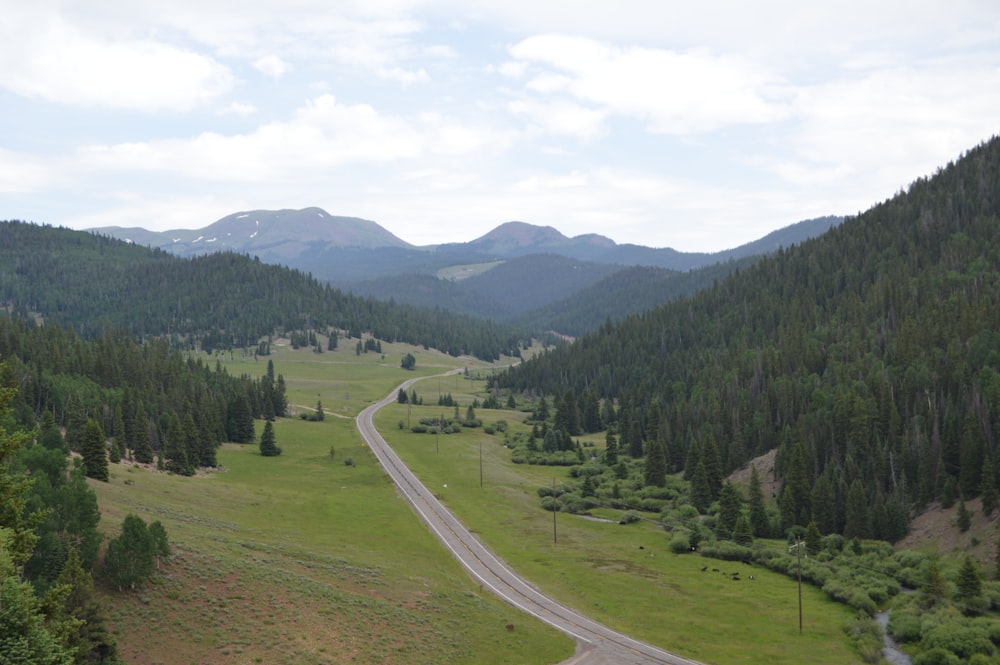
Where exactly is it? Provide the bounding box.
[96,208,842,278]
[94,209,843,332]
[0,220,529,361]
[497,136,1000,546]
[95,207,413,261]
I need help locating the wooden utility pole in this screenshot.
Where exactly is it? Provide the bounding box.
[552,478,558,544]
[790,538,804,634]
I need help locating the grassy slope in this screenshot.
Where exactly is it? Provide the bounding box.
[92,342,571,665]
[92,341,861,665]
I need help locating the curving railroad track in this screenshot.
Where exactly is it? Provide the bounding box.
[356,372,706,665]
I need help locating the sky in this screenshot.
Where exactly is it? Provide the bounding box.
[2,1,998,252]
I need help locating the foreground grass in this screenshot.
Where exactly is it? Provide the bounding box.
[92,344,571,665]
[375,375,864,665]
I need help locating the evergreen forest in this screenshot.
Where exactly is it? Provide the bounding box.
[497,136,1000,543]
[0,221,530,361]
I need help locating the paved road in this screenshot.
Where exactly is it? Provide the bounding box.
[356,372,706,665]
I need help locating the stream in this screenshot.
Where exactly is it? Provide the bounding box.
[875,611,912,665]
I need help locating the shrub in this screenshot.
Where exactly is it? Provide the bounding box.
[922,622,994,659]
[889,610,923,643]
[619,511,641,525]
[669,532,691,554]
[410,425,428,434]
[344,457,354,467]
[913,648,961,665]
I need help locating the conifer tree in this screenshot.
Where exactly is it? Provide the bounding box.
[804,521,822,555]
[644,435,668,488]
[259,421,281,457]
[716,482,742,535]
[689,459,712,513]
[956,555,982,600]
[957,498,972,532]
[748,466,770,537]
[111,404,126,464]
[732,514,753,546]
[843,478,871,539]
[604,428,619,466]
[981,456,998,517]
[163,412,190,476]
[80,419,108,482]
[701,434,723,500]
[131,402,153,464]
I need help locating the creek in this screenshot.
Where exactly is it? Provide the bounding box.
[875,610,911,665]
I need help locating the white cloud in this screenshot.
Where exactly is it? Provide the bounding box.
[253,55,290,79]
[0,6,233,111]
[0,149,52,193]
[76,94,505,182]
[507,35,790,135]
[507,99,606,140]
[221,101,258,116]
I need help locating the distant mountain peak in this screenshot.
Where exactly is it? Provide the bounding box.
[468,221,617,257]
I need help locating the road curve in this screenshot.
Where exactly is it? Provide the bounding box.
[356,372,706,665]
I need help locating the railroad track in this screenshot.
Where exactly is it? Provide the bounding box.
[356,372,705,665]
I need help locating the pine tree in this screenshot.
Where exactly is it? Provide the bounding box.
[980,456,998,517]
[163,412,190,476]
[131,402,153,464]
[701,434,723,500]
[957,498,972,532]
[604,428,619,466]
[716,483,742,535]
[689,459,712,513]
[732,514,753,546]
[111,404,126,464]
[80,419,108,482]
[956,555,982,600]
[843,478,871,539]
[804,521,822,555]
[259,421,281,457]
[748,466,770,537]
[644,436,668,488]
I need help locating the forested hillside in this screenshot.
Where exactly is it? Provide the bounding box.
[497,136,1000,542]
[0,222,528,361]
[0,315,289,662]
[514,256,758,336]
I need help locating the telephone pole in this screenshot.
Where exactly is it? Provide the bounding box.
[790,538,804,634]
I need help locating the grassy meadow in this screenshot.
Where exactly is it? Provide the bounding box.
[375,377,864,665]
[92,340,864,665]
[92,341,571,665]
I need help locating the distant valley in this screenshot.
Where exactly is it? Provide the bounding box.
[95,210,843,334]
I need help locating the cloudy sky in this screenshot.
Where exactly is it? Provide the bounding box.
[2,1,998,251]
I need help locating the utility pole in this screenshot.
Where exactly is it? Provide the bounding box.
[552,478,558,544]
[790,537,804,634]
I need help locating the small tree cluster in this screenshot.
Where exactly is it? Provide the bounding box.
[103,514,169,591]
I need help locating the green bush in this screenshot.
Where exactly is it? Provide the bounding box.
[922,622,994,659]
[889,609,923,643]
[913,648,961,665]
[668,532,691,554]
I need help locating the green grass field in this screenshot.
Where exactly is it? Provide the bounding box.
[375,379,863,665]
[92,341,864,665]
